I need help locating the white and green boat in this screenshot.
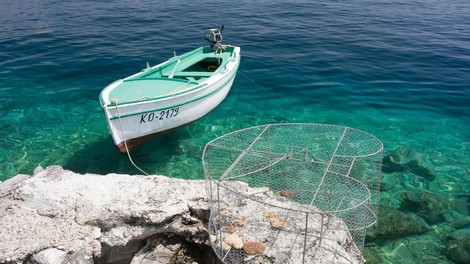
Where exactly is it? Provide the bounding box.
[99,29,241,152]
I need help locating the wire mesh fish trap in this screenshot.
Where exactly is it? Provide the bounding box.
[202,124,383,264]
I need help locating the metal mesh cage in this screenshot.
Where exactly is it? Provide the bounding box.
[203,124,383,263]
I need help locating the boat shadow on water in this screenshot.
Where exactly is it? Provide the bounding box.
[62,131,189,176]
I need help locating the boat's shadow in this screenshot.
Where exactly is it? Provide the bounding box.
[62,132,186,176]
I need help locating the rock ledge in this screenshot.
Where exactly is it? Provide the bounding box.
[0,166,362,264]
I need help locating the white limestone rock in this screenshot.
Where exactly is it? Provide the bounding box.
[31,248,66,264]
[0,203,100,263]
[0,166,208,263]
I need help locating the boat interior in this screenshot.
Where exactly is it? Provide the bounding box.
[141,46,234,81]
[104,46,236,105]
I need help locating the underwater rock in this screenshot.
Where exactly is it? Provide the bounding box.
[408,236,446,263]
[445,232,470,264]
[398,191,450,224]
[362,248,384,264]
[452,215,470,229]
[448,229,470,241]
[366,235,447,264]
[380,172,399,191]
[366,207,430,240]
[382,146,435,181]
[450,195,470,216]
[420,256,451,264]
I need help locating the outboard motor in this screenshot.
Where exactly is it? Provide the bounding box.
[204,28,225,52]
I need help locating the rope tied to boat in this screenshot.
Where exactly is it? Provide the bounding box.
[216,48,225,66]
[217,50,221,66]
[112,99,149,176]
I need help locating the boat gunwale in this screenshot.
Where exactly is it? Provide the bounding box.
[107,78,206,106]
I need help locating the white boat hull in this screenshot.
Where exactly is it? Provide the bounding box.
[101,48,239,152]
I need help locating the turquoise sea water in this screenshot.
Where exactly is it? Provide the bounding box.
[1,0,469,263]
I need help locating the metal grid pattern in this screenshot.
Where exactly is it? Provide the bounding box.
[203,124,383,263]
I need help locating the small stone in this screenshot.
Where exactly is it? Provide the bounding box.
[223,233,243,249]
[279,190,294,199]
[31,248,66,264]
[214,214,222,224]
[223,225,236,234]
[221,241,231,251]
[265,212,278,219]
[243,241,266,255]
[269,218,288,229]
[92,227,101,239]
[233,218,246,227]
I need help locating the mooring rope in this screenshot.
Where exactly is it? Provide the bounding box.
[237,70,272,95]
[112,100,149,176]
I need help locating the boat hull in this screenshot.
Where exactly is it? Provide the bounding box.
[100,46,240,152]
[108,74,235,152]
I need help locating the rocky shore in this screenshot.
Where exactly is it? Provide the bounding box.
[0,166,214,264]
[0,166,361,264]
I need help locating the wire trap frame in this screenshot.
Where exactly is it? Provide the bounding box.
[202,124,383,264]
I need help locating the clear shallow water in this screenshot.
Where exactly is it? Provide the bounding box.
[1,0,469,263]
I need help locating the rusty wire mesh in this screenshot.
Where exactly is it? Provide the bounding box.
[202,124,383,263]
